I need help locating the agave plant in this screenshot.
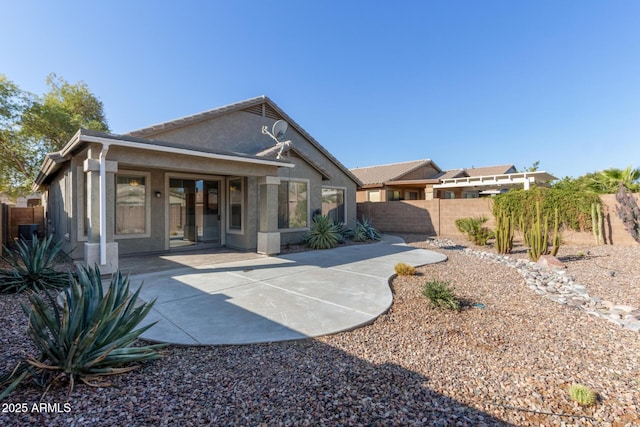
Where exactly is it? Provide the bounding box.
[354,216,381,242]
[334,222,354,243]
[0,236,71,293]
[0,266,164,398]
[305,215,341,249]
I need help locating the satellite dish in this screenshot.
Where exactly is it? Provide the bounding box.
[272,120,288,140]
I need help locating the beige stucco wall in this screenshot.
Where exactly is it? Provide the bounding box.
[357,194,640,246]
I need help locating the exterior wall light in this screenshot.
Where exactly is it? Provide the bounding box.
[155,191,162,198]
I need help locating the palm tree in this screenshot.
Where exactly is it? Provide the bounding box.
[587,166,640,194]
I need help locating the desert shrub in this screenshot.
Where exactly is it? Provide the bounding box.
[394,262,416,276]
[493,186,601,233]
[0,236,71,293]
[0,266,164,399]
[353,216,381,242]
[422,279,460,310]
[455,216,494,246]
[569,384,597,406]
[334,222,355,243]
[304,215,341,249]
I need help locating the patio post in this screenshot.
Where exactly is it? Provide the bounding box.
[83,143,119,273]
[257,176,281,255]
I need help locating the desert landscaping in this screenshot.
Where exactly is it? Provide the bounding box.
[1,234,638,426]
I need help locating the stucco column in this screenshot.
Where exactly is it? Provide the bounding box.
[83,145,119,273]
[257,176,280,255]
[424,184,435,200]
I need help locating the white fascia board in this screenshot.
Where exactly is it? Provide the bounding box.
[81,135,295,169]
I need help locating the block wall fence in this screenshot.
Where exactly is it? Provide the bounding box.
[356,194,639,246]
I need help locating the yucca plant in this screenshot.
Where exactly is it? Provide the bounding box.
[0,236,71,293]
[354,216,381,242]
[0,266,164,398]
[305,215,341,249]
[422,279,460,310]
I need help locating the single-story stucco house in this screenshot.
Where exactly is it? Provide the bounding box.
[352,160,556,201]
[34,96,361,273]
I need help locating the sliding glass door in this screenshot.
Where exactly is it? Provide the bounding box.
[169,178,220,248]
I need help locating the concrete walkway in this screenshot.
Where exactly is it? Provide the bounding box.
[130,235,447,345]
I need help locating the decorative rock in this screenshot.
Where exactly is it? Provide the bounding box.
[537,255,567,270]
[426,238,640,333]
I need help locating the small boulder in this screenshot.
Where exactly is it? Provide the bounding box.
[537,254,567,270]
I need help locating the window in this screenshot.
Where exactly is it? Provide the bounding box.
[442,191,455,199]
[367,190,381,202]
[406,191,419,200]
[228,178,243,231]
[322,187,345,223]
[463,191,479,199]
[278,180,308,229]
[387,190,401,201]
[115,173,148,235]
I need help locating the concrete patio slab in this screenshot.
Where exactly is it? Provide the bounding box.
[130,235,447,345]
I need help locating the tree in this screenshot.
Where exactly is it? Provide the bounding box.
[0,76,41,197]
[586,166,640,194]
[0,74,109,198]
[519,160,540,172]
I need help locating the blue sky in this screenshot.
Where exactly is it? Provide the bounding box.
[2,0,639,178]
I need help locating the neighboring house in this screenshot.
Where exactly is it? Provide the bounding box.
[352,160,556,201]
[352,159,443,202]
[34,96,361,273]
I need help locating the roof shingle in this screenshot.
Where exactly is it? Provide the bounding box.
[351,159,439,185]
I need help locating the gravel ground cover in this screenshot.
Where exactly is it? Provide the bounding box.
[1,235,639,426]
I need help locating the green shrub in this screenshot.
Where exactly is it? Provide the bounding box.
[422,279,460,310]
[0,236,71,293]
[305,215,341,249]
[492,186,601,233]
[569,384,597,406]
[0,266,164,398]
[334,222,355,243]
[455,216,494,246]
[354,216,381,242]
[394,262,416,276]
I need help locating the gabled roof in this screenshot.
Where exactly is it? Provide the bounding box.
[127,95,361,186]
[464,164,515,177]
[34,128,293,188]
[350,159,441,186]
[431,169,466,180]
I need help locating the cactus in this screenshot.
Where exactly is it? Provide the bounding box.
[519,214,529,247]
[550,207,561,256]
[526,202,549,261]
[569,384,597,406]
[596,203,603,245]
[494,211,514,254]
[591,202,603,245]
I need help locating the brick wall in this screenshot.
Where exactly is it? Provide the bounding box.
[357,193,639,246]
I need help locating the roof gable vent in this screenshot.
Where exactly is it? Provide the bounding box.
[243,103,283,120]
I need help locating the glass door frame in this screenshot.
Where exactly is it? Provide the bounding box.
[164,173,225,250]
